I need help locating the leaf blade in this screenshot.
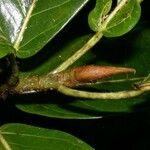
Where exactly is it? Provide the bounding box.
[0,0,89,58]
[0,123,93,150]
[88,0,112,32]
[103,0,141,37]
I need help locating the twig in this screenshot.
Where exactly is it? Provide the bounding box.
[58,84,150,100]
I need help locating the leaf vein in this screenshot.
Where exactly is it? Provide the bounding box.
[13,0,38,51]
[31,0,70,17]
[5,142,51,149]
[106,4,134,31]
[19,19,66,49]
[16,0,26,17]
[0,134,12,150]
[0,26,5,36]
[1,132,84,148]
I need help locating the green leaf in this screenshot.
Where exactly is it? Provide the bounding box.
[88,0,112,32]
[0,123,93,150]
[0,0,89,58]
[117,0,121,3]
[16,24,150,119]
[103,0,141,37]
[0,38,14,58]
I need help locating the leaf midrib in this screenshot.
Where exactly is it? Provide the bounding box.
[0,131,87,149]
[106,3,135,30]
[13,0,71,52]
[0,133,12,150]
[13,0,37,51]
[31,0,70,17]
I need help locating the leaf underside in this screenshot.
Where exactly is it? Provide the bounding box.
[0,123,93,150]
[88,0,112,32]
[104,0,141,37]
[88,0,141,37]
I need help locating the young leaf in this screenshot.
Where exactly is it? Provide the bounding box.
[103,0,141,37]
[0,0,89,58]
[88,0,112,32]
[0,123,93,150]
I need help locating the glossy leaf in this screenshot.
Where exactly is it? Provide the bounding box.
[88,0,112,32]
[103,0,141,37]
[16,24,150,119]
[117,0,121,3]
[0,38,14,58]
[0,123,93,150]
[0,0,89,58]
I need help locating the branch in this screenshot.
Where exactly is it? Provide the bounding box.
[13,74,58,94]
